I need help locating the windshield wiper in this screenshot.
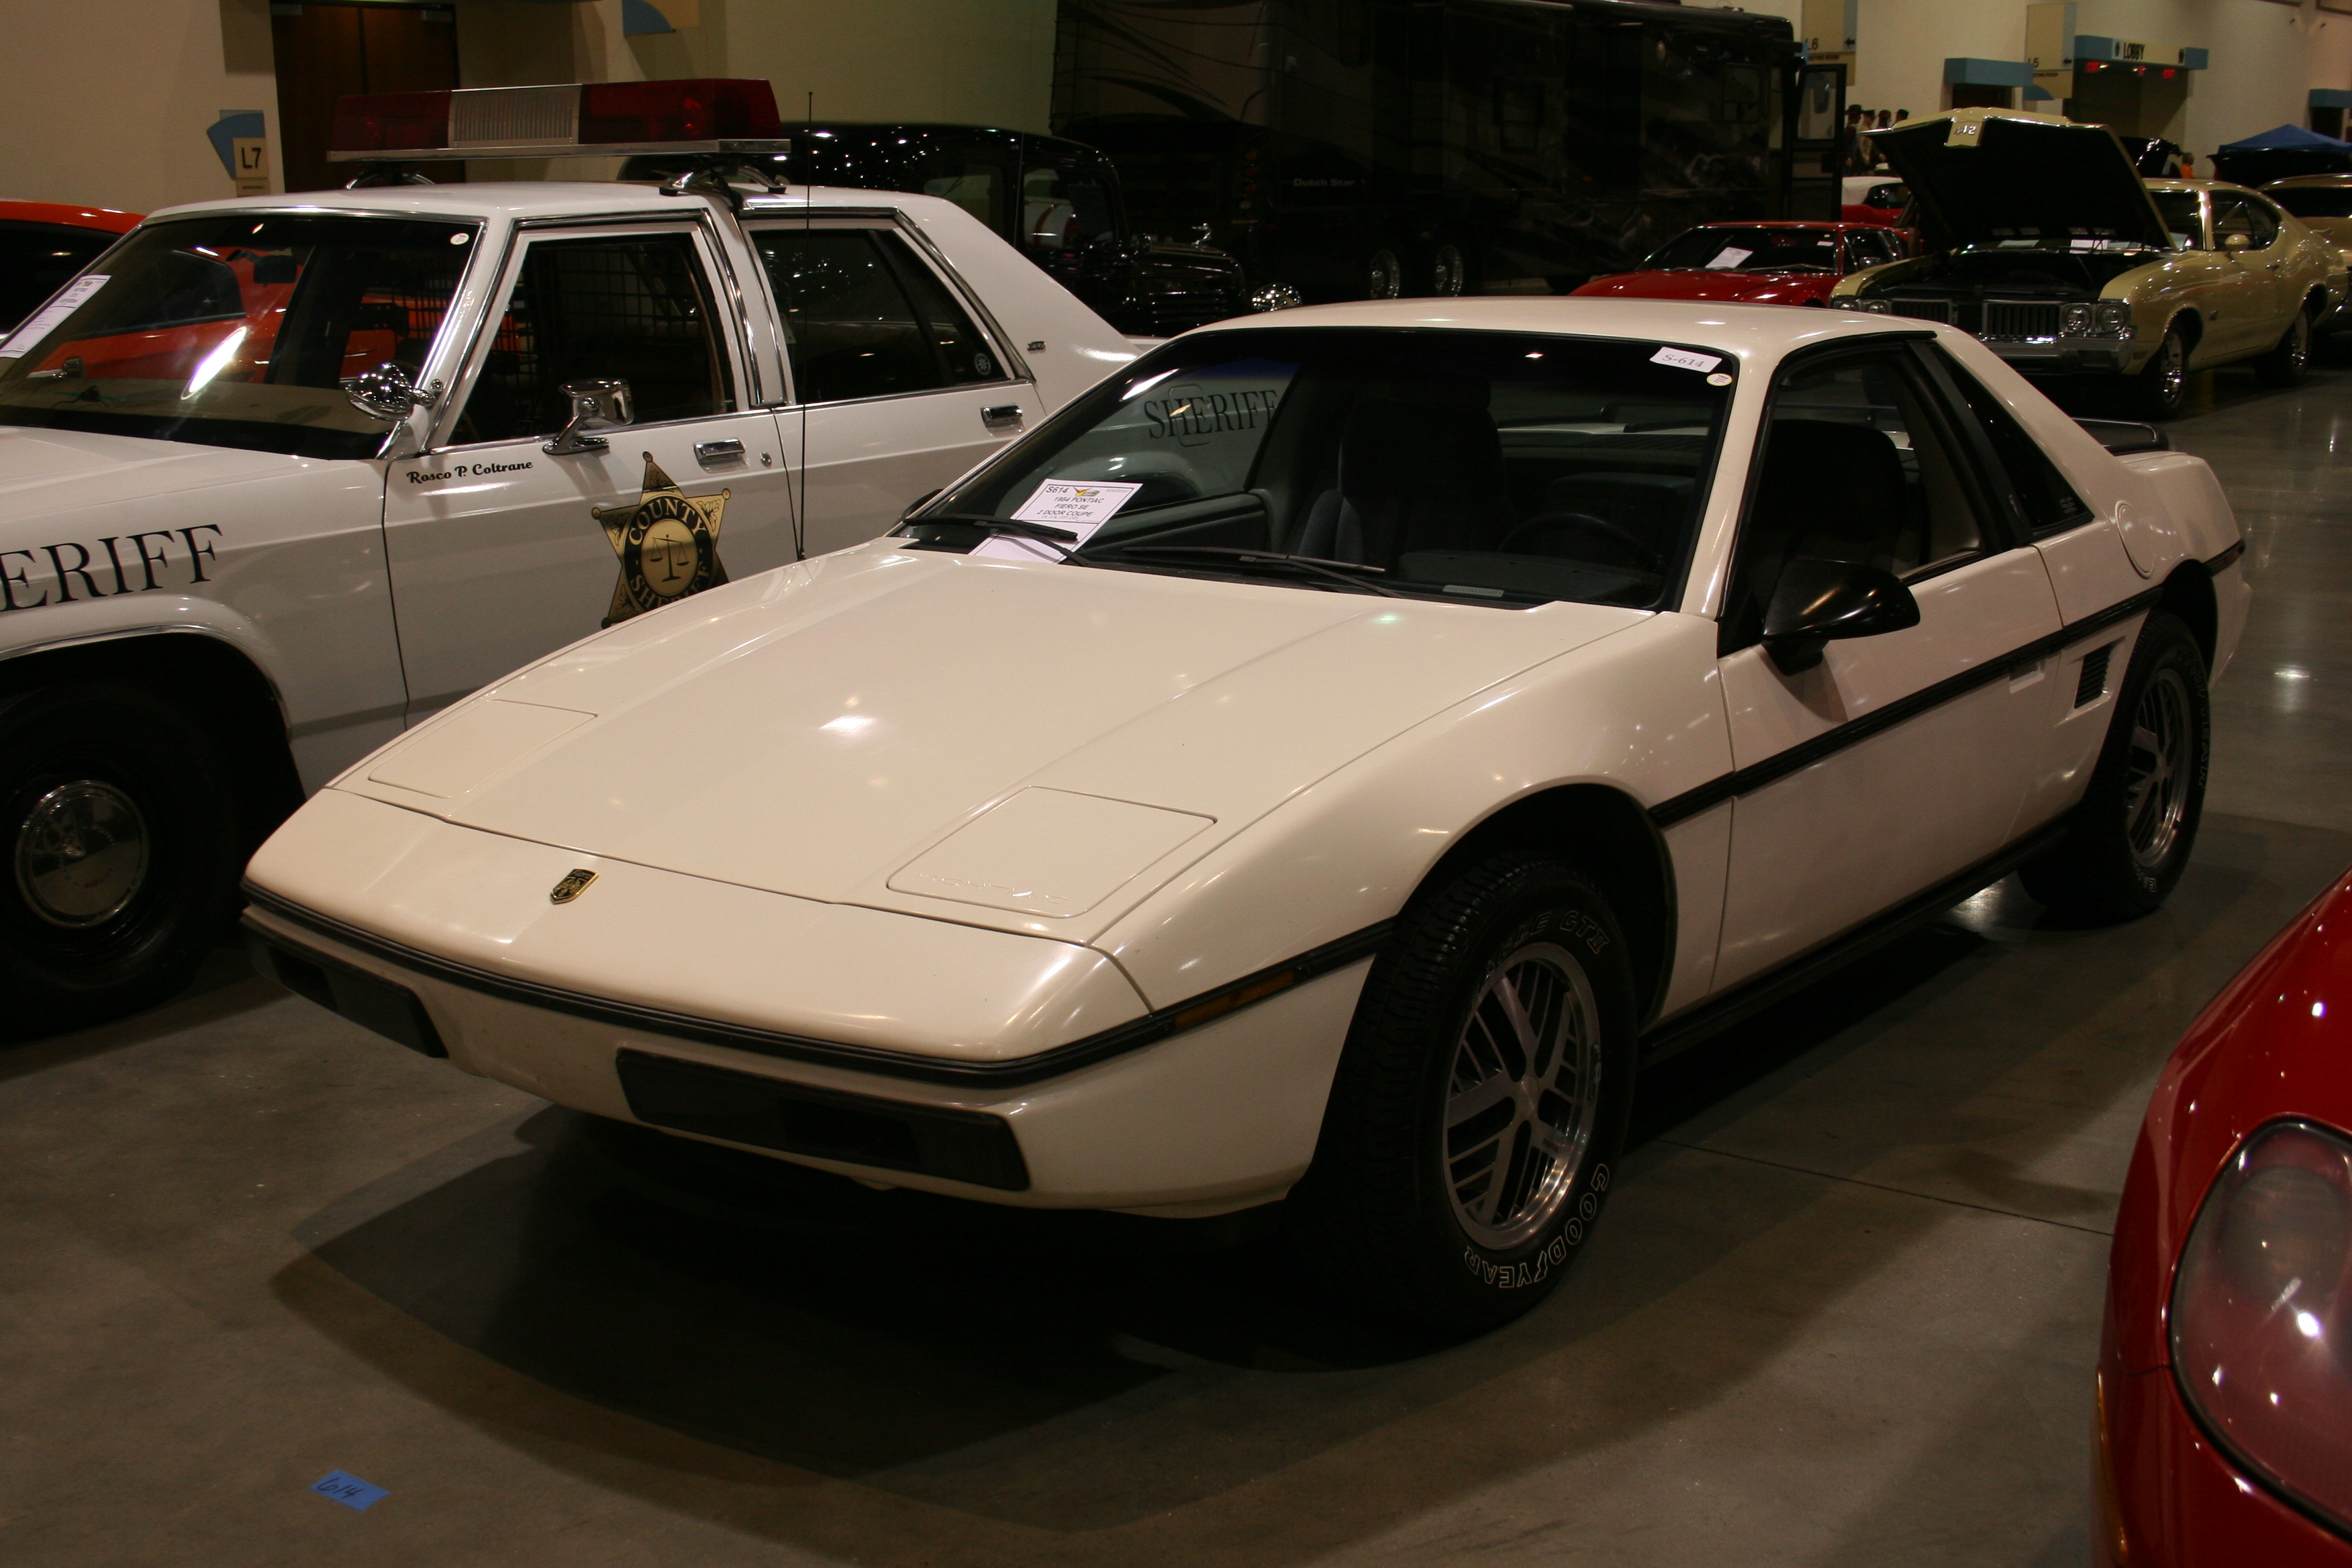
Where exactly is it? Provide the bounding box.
[902,513,1081,560]
[1093,543,1406,597]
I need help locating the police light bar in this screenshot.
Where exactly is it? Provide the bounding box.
[328,79,787,162]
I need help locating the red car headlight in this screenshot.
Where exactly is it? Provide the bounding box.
[2172,1120,2352,1532]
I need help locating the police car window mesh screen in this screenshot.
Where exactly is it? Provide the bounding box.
[752,230,948,405]
[456,234,726,445]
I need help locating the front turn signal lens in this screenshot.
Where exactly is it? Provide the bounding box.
[2171,1119,2352,1532]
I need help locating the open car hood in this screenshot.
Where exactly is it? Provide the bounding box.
[336,544,1641,939]
[1871,110,2174,254]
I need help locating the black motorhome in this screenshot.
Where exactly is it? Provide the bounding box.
[1053,0,1844,300]
[630,126,1253,337]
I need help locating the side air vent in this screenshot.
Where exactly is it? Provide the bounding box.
[2075,642,2116,708]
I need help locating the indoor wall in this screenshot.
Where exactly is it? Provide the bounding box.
[0,0,1057,213]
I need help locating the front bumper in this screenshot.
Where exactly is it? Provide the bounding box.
[1984,336,2134,374]
[2100,1346,2352,1567]
[242,789,1368,1214]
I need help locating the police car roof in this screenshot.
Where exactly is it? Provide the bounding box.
[138,181,936,226]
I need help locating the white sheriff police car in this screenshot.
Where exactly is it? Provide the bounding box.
[0,80,1138,1030]
[246,298,2245,1331]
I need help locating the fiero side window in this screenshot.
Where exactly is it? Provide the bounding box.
[1929,349,2094,536]
[1723,349,1985,652]
[453,231,730,445]
[754,227,1002,405]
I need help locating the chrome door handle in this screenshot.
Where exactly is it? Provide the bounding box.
[693,438,746,465]
[981,404,1024,431]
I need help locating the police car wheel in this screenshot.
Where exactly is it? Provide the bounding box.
[2021,613,2209,924]
[0,682,240,1036]
[1290,852,1636,1334]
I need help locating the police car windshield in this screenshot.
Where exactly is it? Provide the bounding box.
[0,214,478,460]
[1644,228,1838,273]
[914,326,1732,609]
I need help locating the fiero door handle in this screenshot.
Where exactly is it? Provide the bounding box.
[981,404,1024,431]
[693,438,746,465]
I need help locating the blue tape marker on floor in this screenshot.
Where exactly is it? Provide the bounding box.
[311,1471,389,1512]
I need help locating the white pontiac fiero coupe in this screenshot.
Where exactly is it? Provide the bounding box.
[245,299,2246,1330]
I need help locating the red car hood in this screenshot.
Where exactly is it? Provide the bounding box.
[1571,271,1832,305]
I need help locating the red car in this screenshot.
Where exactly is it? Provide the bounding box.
[2101,867,2352,1565]
[1571,222,1910,307]
[1841,175,1911,225]
[0,200,140,333]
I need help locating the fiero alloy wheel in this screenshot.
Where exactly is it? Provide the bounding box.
[0,683,240,1036]
[2130,326,2190,420]
[1365,248,1404,300]
[2254,307,2314,387]
[1293,852,1636,1333]
[2022,613,2210,923]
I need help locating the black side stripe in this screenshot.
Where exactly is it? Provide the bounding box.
[242,884,1391,1089]
[2206,539,2245,575]
[1649,585,2165,828]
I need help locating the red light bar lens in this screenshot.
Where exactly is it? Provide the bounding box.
[579,79,781,143]
[332,90,452,154]
[330,79,780,156]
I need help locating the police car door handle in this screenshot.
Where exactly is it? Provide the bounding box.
[982,404,1024,430]
[693,438,746,466]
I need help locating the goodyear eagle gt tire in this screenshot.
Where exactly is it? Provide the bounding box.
[2022,611,2209,923]
[0,682,241,1036]
[1291,852,1636,1333]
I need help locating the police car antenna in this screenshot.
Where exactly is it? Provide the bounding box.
[792,89,813,561]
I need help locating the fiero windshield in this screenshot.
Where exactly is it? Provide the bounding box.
[0,213,478,459]
[912,327,1732,609]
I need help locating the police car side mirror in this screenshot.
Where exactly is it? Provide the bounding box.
[1761,558,1920,674]
[544,379,634,457]
[340,362,442,424]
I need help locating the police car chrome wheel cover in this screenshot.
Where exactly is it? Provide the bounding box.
[14,781,148,929]
[1443,942,1602,1251]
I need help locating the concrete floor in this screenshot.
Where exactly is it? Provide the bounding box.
[6,360,2352,1567]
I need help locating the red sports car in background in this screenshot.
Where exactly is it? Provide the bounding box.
[0,200,140,332]
[2100,866,2352,1566]
[1571,222,1910,307]
[1842,175,1911,225]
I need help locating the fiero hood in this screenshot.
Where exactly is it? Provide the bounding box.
[1871,110,2175,254]
[334,542,1645,942]
[1574,271,1829,305]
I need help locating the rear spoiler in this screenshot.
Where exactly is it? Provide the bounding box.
[2074,418,2171,456]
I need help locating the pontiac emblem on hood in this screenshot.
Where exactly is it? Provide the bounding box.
[549,868,598,904]
[593,454,729,626]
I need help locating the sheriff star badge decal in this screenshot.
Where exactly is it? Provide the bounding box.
[593,454,730,627]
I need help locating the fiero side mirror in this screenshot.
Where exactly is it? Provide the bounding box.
[1761,557,1920,674]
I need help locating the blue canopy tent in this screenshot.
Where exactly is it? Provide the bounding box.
[2214,124,2352,185]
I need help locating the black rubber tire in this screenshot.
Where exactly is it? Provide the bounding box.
[2253,307,2314,388]
[2128,326,2190,420]
[0,682,241,1037]
[2021,613,2210,924]
[1287,852,1637,1334]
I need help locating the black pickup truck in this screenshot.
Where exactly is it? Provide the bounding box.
[632,125,1253,338]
